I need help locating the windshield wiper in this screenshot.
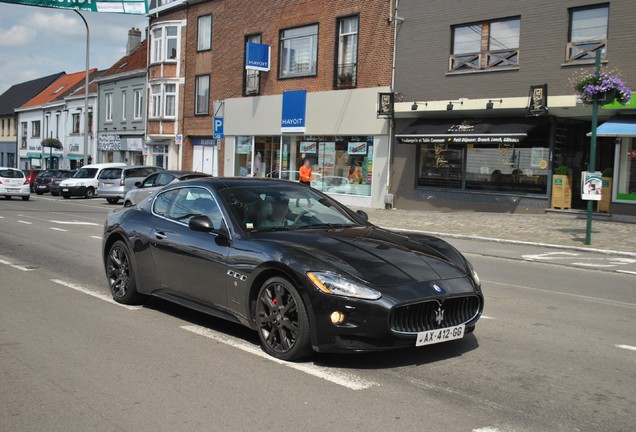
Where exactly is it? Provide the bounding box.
[251,225,294,232]
[296,223,356,230]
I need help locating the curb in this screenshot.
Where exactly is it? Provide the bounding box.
[381,226,636,258]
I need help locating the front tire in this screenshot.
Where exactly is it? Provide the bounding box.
[106,197,119,205]
[85,187,95,199]
[22,196,30,201]
[255,277,312,361]
[124,200,133,207]
[106,240,144,305]
[62,195,70,199]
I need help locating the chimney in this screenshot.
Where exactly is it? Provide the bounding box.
[126,27,142,55]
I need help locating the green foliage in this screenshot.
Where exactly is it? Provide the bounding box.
[555,165,570,176]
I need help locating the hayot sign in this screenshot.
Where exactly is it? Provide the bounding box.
[1,0,147,14]
[281,90,307,133]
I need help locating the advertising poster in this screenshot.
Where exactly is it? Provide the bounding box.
[299,142,317,153]
[581,171,603,201]
[319,142,336,175]
[366,145,374,183]
[236,136,252,154]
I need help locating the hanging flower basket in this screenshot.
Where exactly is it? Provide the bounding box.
[41,138,63,149]
[572,70,632,105]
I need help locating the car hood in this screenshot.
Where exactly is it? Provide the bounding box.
[255,226,471,288]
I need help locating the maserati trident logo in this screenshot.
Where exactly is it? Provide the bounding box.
[435,307,445,326]
[433,284,443,293]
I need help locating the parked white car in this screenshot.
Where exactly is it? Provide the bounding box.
[0,167,31,201]
[59,162,126,199]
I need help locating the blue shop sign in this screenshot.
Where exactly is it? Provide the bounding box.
[246,42,271,72]
[192,137,217,146]
[281,90,307,133]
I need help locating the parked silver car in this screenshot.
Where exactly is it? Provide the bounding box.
[123,170,210,207]
[96,166,164,204]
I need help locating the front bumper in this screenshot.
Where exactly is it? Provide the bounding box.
[60,185,87,196]
[96,188,125,199]
[35,184,51,193]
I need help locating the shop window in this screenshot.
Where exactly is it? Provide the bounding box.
[197,15,212,51]
[450,17,520,72]
[616,139,636,201]
[235,136,253,176]
[244,33,262,96]
[279,24,318,78]
[566,4,608,63]
[195,75,210,115]
[335,15,358,89]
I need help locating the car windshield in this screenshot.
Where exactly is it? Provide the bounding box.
[73,168,99,179]
[0,169,24,178]
[220,185,362,233]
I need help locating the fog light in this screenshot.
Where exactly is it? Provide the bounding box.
[330,311,346,325]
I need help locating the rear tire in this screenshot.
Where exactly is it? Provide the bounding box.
[124,200,133,207]
[22,196,30,201]
[51,192,59,196]
[85,187,95,199]
[4,196,11,200]
[62,195,70,199]
[36,192,43,195]
[106,198,119,205]
[255,277,312,361]
[106,240,145,305]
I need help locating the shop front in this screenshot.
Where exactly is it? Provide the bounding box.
[97,133,144,165]
[223,87,390,208]
[191,137,218,175]
[393,117,553,211]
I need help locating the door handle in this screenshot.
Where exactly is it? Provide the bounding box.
[153,230,166,240]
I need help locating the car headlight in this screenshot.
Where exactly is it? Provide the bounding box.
[307,271,381,300]
[466,260,481,288]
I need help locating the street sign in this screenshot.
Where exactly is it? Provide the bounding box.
[0,0,148,14]
[213,117,224,139]
[581,171,602,201]
[175,134,183,146]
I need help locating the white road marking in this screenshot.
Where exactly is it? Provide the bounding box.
[480,315,496,320]
[0,215,4,218]
[615,344,636,352]
[49,220,99,226]
[0,258,36,271]
[50,227,68,232]
[18,220,32,225]
[617,270,636,276]
[571,262,616,268]
[522,252,579,260]
[473,428,503,432]
[181,324,379,391]
[50,279,142,311]
[90,236,102,240]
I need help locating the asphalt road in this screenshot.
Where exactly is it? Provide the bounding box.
[1,195,634,432]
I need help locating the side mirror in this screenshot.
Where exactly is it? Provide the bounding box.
[355,209,369,221]
[135,181,141,188]
[189,215,215,232]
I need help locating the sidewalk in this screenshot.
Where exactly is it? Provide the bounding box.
[356,207,636,255]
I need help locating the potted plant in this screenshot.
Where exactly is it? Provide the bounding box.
[598,167,613,213]
[572,70,632,105]
[41,138,63,170]
[551,165,572,209]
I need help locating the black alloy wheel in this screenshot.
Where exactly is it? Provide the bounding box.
[106,240,144,304]
[85,187,95,199]
[256,277,312,361]
[107,198,119,205]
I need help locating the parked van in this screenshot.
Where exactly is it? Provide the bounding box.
[96,165,164,204]
[59,163,126,199]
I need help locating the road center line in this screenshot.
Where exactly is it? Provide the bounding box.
[615,344,636,352]
[50,279,142,311]
[91,236,102,240]
[181,324,379,391]
[50,220,99,226]
[18,220,32,225]
[617,270,636,276]
[50,227,68,232]
[0,258,36,271]
[485,280,636,308]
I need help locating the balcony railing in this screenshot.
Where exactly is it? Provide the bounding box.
[450,49,519,72]
[335,63,357,89]
[566,40,607,63]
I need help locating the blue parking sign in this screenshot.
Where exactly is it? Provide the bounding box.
[213,117,224,139]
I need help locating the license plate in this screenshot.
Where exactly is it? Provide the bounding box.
[62,188,69,192]
[416,324,465,347]
[7,188,19,192]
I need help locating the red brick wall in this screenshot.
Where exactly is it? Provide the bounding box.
[174,0,394,171]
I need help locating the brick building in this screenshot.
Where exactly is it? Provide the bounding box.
[148,0,396,207]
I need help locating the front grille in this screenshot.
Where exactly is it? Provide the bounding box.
[390,296,481,334]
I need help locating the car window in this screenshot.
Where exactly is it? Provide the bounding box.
[141,173,161,187]
[156,172,175,186]
[74,168,99,179]
[153,189,179,217]
[160,187,224,229]
[98,168,123,180]
[0,169,24,178]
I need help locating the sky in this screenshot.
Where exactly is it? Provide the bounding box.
[0,3,149,95]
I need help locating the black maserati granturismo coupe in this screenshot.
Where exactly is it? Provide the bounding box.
[102,178,483,360]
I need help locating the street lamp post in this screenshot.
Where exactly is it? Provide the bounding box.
[584,49,602,245]
[75,10,90,168]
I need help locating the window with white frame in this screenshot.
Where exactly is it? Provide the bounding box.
[195,75,210,115]
[121,91,127,121]
[133,89,143,120]
[21,122,27,148]
[151,25,179,63]
[105,93,113,122]
[279,24,318,78]
[164,84,176,118]
[197,15,212,51]
[72,114,80,134]
[150,85,162,118]
[567,4,609,62]
[335,15,359,88]
[31,120,41,137]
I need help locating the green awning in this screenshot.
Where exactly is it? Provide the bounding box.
[26,153,42,158]
[66,155,85,160]
[42,154,62,159]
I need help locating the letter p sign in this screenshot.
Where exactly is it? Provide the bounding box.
[213,117,224,139]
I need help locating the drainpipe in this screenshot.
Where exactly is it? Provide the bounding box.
[385,0,401,208]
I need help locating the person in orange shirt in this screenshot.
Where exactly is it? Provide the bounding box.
[299,158,312,185]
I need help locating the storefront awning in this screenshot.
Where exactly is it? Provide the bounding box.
[594,117,636,137]
[66,155,85,160]
[42,154,63,159]
[396,118,541,144]
[26,153,41,158]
